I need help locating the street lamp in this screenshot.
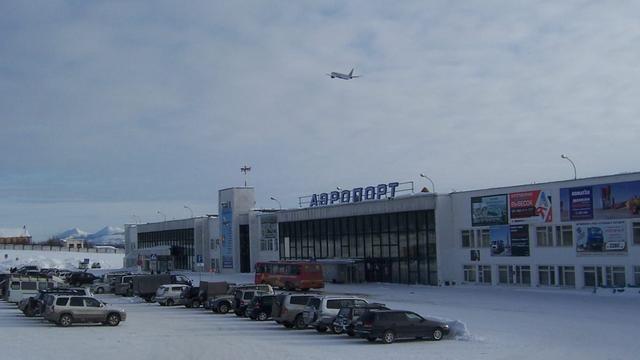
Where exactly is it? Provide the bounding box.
[157,210,167,222]
[184,205,194,218]
[419,173,436,193]
[560,154,577,180]
[270,196,282,210]
[336,187,342,191]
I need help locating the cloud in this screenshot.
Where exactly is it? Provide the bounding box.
[1,1,640,239]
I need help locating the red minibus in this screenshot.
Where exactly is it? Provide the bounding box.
[254,261,324,291]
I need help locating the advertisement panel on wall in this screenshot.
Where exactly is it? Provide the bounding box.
[472,195,508,226]
[561,180,640,221]
[575,220,627,254]
[490,225,510,256]
[509,224,530,256]
[221,207,234,268]
[509,190,552,223]
[490,225,530,257]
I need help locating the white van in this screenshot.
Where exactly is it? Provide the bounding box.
[155,284,189,306]
[7,276,54,303]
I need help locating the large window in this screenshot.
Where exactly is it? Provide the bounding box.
[584,266,604,288]
[536,226,553,247]
[538,265,556,286]
[279,210,436,285]
[634,222,640,245]
[605,266,626,287]
[463,265,476,282]
[555,225,573,247]
[480,229,490,248]
[559,266,575,287]
[461,230,473,248]
[478,265,492,284]
[635,266,640,286]
[498,265,530,286]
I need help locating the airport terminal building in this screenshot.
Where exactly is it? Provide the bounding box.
[124,172,640,289]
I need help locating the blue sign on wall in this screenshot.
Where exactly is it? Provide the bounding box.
[221,207,233,268]
[568,186,593,221]
[308,182,400,207]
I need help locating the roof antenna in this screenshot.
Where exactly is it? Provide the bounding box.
[241,165,252,187]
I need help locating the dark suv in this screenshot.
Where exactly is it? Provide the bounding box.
[181,286,203,308]
[246,294,275,321]
[234,289,269,317]
[332,303,389,336]
[68,272,98,286]
[354,310,450,344]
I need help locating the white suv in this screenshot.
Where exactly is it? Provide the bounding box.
[302,296,368,332]
[155,284,189,306]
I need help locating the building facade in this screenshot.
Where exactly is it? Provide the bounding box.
[123,172,640,289]
[0,227,32,245]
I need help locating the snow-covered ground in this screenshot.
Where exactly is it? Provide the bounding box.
[0,249,124,271]
[1,272,639,360]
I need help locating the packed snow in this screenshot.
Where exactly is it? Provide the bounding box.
[2,272,638,360]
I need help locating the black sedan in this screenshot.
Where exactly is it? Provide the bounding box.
[354,310,450,344]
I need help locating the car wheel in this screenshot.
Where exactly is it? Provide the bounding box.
[294,315,306,330]
[283,322,294,329]
[367,337,376,343]
[96,287,104,294]
[192,300,200,308]
[257,312,268,321]
[107,313,121,326]
[58,314,73,327]
[24,308,34,317]
[432,327,444,341]
[185,303,192,308]
[316,326,327,333]
[332,325,343,334]
[166,299,174,306]
[235,310,244,317]
[218,303,229,314]
[347,330,355,337]
[382,329,395,344]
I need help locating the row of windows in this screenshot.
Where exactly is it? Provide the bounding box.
[462,222,640,249]
[138,229,195,270]
[463,264,640,287]
[279,211,437,285]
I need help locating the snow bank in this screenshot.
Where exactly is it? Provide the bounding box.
[0,249,124,271]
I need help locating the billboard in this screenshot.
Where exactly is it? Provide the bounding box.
[221,207,234,268]
[509,190,552,223]
[490,225,530,257]
[561,180,640,221]
[472,195,508,226]
[575,220,627,255]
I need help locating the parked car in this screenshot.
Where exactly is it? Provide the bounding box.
[181,286,203,308]
[6,275,62,303]
[22,288,91,317]
[44,295,127,327]
[332,303,389,335]
[67,272,98,287]
[209,283,273,313]
[354,310,449,344]
[272,293,320,329]
[155,284,189,306]
[132,274,192,302]
[246,294,276,321]
[233,288,273,317]
[302,296,368,332]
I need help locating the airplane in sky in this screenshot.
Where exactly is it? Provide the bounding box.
[327,68,360,80]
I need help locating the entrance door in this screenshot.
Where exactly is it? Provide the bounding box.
[240,224,251,273]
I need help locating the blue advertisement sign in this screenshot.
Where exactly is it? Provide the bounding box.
[221,207,233,269]
[561,180,640,221]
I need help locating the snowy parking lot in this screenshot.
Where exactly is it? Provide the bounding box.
[2,274,639,360]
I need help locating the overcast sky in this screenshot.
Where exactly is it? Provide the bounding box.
[2,1,640,240]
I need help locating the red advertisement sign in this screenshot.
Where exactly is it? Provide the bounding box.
[509,190,552,223]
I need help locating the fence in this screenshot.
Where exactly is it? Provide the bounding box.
[0,243,124,254]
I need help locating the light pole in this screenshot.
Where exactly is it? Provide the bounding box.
[270,196,282,210]
[157,210,167,222]
[336,187,342,191]
[560,154,577,180]
[184,205,194,218]
[419,173,436,193]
